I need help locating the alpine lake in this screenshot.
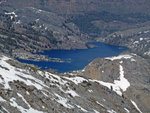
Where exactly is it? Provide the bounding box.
[17,42,127,73]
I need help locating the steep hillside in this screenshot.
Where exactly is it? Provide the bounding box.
[2,0,150,38]
[1,0,150,54]
[100,25,150,58]
[0,7,89,60]
[2,0,150,15]
[0,54,150,113]
[80,54,150,112]
[0,1,150,113]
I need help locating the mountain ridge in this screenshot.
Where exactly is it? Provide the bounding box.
[2,0,150,15]
[0,1,150,112]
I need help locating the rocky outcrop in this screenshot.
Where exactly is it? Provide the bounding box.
[79,54,150,112]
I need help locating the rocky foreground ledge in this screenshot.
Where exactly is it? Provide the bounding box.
[0,54,150,113]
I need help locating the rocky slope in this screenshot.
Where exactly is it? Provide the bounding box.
[100,25,150,58]
[0,53,150,113]
[2,0,150,15]
[0,7,90,60]
[1,0,150,38]
[80,54,150,112]
[1,0,150,58]
[0,1,150,113]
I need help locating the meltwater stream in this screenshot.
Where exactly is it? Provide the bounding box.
[17,42,127,73]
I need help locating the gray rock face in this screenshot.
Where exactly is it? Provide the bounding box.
[0,54,150,113]
[80,53,150,112]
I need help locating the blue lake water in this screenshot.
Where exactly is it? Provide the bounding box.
[17,42,127,73]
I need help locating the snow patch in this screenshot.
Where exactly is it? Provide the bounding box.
[144,51,150,56]
[36,9,42,13]
[54,93,74,109]
[35,19,40,22]
[0,96,6,102]
[42,91,49,97]
[26,91,30,95]
[120,61,123,64]
[144,30,149,34]
[17,93,45,113]
[140,38,143,41]
[91,65,130,96]
[63,76,87,85]
[133,41,139,44]
[5,11,18,20]
[0,56,47,90]
[10,97,44,113]
[124,108,130,113]
[76,105,88,112]
[81,68,85,72]
[105,55,132,61]
[131,58,136,62]
[107,109,117,113]
[96,101,104,107]
[131,100,142,113]
[45,72,67,85]
[14,20,21,24]
[65,89,79,97]
[1,106,9,113]
[93,109,100,113]
[88,89,93,93]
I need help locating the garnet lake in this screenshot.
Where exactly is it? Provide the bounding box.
[17,42,127,73]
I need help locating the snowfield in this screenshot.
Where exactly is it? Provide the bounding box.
[105,54,133,61]
[90,65,130,96]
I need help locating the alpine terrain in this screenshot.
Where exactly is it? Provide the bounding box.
[0,0,150,113]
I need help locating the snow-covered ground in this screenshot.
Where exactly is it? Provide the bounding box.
[10,93,44,113]
[90,64,130,96]
[0,55,82,112]
[105,54,133,61]
[0,55,144,113]
[131,100,142,113]
[0,56,47,90]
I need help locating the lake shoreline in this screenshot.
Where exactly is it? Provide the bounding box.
[17,42,128,73]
